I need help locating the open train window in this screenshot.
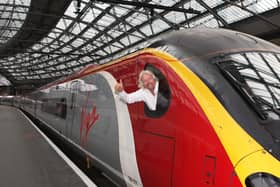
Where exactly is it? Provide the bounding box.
[144,64,171,118]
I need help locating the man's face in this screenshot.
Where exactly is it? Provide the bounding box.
[141,73,155,91]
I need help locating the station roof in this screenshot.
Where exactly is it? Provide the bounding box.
[0,0,280,91]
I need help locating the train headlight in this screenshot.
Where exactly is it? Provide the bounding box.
[245,172,280,187]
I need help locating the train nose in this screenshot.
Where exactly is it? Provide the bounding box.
[245,172,280,187]
[234,149,280,187]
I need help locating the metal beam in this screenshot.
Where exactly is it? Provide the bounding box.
[93,0,201,14]
[196,0,229,27]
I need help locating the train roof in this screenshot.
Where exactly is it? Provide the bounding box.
[152,28,280,60]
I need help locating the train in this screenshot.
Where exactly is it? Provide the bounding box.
[12,28,280,187]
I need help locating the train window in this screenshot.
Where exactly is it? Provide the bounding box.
[70,79,83,93]
[144,64,171,118]
[41,98,67,119]
[216,52,280,120]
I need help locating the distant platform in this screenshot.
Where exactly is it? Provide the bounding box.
[0,105,96,187]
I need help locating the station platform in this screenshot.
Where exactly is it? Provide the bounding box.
[0,105,96,187]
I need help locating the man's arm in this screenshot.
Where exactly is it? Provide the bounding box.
[115,79,145,104]
[118,89,145,104]
[114,79,156,110]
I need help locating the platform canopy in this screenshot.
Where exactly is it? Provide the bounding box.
[0,0,280,91]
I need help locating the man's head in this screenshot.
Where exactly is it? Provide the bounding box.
[138,70,157,92]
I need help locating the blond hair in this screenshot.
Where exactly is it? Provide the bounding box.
[138,70,157,88]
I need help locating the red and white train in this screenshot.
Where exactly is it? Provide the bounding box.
[16,28,280,187]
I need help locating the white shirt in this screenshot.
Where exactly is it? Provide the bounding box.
[117,81,159,111]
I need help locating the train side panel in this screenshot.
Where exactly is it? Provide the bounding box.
[35,88,68,134]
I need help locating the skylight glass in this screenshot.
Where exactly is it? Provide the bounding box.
[0,0,30,44]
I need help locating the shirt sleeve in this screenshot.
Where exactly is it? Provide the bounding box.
[118,89,145,104]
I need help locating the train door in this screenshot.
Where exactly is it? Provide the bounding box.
[66,79,82,141]
[135,55,175,187]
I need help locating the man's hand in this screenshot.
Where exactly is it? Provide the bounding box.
[114,79,124,93]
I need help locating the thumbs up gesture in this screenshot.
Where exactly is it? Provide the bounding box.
[114,79,124,93]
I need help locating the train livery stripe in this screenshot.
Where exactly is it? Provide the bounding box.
[144,49,280,186]
[98,71,143,187]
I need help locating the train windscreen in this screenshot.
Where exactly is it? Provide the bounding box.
[216,52,280,120]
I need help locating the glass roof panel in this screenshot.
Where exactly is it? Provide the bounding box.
[201,15,221,28]
[96,14,116,27]
[90,7,102,19]
[83,27,99,38]
[203,0,224,8]
[0,0,30,44]
[95,2,111,10]
[125,12,148,25]
[164,11,188,24]
[41,74,50,79]
[64,1,79,17]
[187,0,207,17]
[151,0,176,7]
[110,6,130,17]
[80,8,93,22]
[140,24,153,36]
[246,0,279,13]
[218,5,251,24]
[128,35,142,44]
[151,19,171,33]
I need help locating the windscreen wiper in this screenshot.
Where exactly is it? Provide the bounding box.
[216,61,269,120]
[252,96,280,117]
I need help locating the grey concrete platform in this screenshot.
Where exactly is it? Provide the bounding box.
[0,105,96,187]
